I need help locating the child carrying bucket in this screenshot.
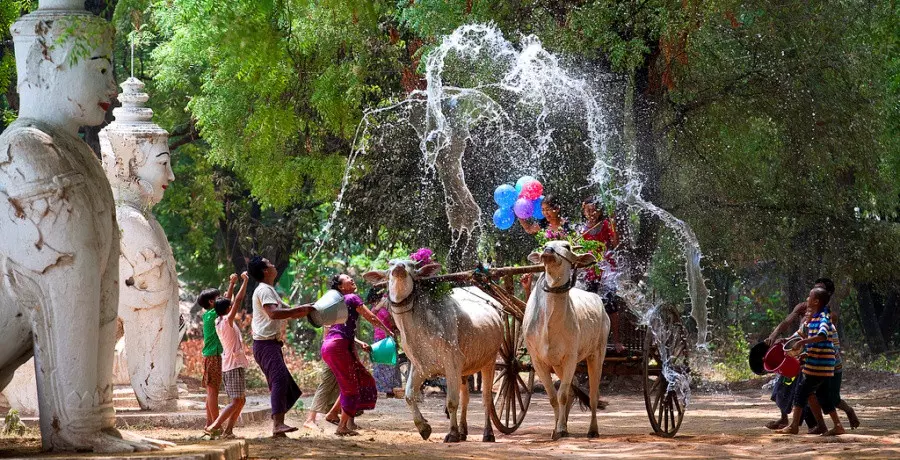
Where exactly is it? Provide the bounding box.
[776,287,844,435]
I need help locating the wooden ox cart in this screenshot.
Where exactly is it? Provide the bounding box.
[395,264,690,437]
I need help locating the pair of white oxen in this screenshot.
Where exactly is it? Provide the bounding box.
[363,240,610,443]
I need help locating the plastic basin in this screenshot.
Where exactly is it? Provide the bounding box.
[371,337,397,365]
[763,343,801,378]
[309,289,349,328]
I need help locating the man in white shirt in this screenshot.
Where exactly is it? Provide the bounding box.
[247,256,313,437]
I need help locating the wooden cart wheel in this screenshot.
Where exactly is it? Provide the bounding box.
[489,311,534,434]
[642,305,690,437]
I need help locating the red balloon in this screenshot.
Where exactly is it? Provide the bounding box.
[521,180,543,200]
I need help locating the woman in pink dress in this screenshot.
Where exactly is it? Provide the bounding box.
[320,274,393,436]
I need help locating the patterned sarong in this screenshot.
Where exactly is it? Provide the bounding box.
[202,355,222,389]
[374,363,402,394]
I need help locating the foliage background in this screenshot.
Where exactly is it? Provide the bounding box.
[1,0,897,380]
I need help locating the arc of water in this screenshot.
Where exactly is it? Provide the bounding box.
[314,24,710,353]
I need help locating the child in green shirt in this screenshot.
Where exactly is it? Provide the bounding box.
[197,274,239,427]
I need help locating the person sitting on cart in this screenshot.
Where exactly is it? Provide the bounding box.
[518,194,571,241]
[578,197,625,353]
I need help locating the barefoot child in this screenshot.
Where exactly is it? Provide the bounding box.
[205,272,250,438]
[780,287,844,435]
[198,276,238,428]
[764,278,858,431]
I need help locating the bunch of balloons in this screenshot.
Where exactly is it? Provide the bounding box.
[492,176,545,230]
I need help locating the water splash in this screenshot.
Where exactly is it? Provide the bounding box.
[320,24,710,354]
[622,180,711,346]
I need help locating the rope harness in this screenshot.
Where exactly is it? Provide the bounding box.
[541,250,579,294]
[389,286,417,315]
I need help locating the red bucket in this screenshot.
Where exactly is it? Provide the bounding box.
[763,343,801,378]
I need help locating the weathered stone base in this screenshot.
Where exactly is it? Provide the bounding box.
[15,440,247,460]
[20,407,271,430]
[16,388,273,430]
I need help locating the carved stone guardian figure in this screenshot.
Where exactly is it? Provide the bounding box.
[99,77,178,411]
[0,0,168,452]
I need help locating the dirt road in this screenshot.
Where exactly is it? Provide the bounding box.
[3,371,899,458]
[245,381,900,459]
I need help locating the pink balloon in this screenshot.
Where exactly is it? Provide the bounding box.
[513,198,534,219]
[521,180,543,200]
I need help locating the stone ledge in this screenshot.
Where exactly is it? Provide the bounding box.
[22,407,271,430]
[11,440,248,460]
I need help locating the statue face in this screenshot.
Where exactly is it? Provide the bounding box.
[13,11,117,132]
[135,138,175,206]
[59,52,118,127]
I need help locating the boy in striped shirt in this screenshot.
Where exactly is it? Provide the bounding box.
[780,287,844,435]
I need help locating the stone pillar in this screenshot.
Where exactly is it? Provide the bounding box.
[99,77,179,411]
[0,1,167,451]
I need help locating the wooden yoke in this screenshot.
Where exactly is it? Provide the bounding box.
[371,263,593,321]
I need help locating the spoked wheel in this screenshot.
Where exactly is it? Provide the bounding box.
[489,311,534,434]
[642,305,690,437]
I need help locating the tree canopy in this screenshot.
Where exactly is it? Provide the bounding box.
[0,0,897,354]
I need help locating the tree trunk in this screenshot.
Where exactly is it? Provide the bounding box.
[878,287,899,349]
[708,268,735,326]
[785,269,805,313]
[856,283,887,354]
[619,65,666,281]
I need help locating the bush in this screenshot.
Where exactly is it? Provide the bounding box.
[711,324,756,381]
[864,353,900,374]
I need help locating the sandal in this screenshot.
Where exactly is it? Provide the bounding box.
[336,429,360,437]
[273,425,299,435]
[203,427,222,439]
[325,418,339,426]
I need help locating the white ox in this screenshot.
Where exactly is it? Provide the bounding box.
[364,260,503,443]
[524,240,610,439]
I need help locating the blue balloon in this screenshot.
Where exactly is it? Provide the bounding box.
[493,184,517,209]
[493,208,515,230]
[533,195,545,220]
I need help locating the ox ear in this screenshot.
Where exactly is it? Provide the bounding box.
[575,252,597,267]
[415,263,442,278]
[527,251,543,264]
[363,269,388,285]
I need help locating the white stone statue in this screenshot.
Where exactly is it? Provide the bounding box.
[0,1,169,452]
[99,77,179,412]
